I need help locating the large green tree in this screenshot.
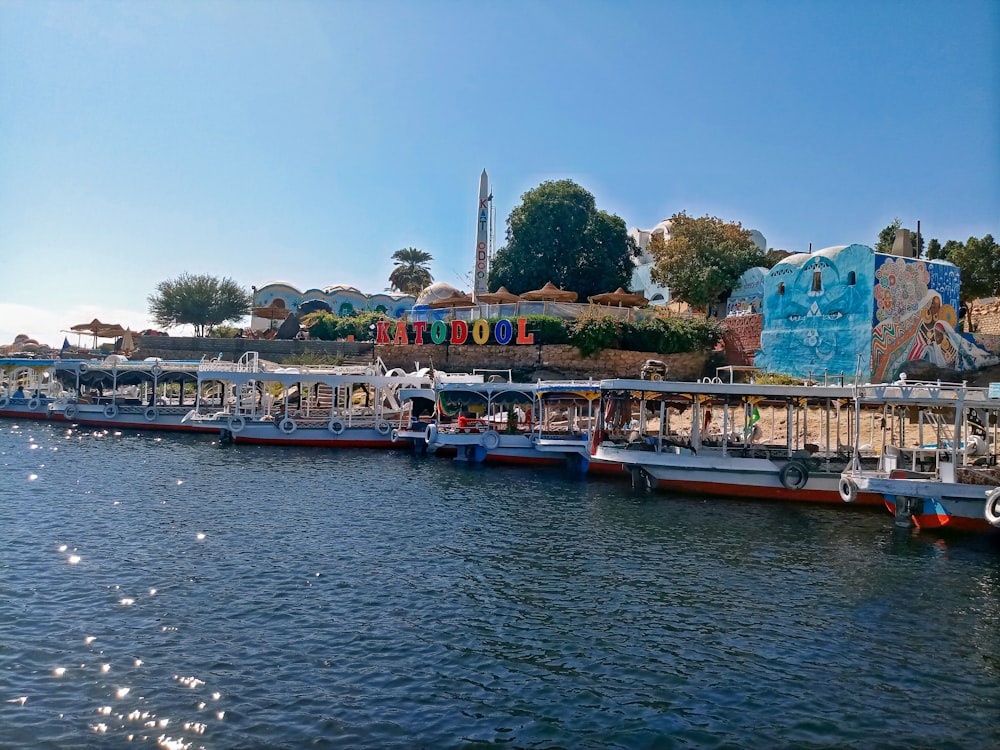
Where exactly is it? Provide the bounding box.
[649,212,764,314]
[148,273,252,337]
[949,234,1000,302]
[488,180,638,299]
[388,247,434,295]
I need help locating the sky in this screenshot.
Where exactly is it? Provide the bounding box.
[1,0,997,348]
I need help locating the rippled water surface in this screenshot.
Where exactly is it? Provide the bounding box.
[1,421,998,749]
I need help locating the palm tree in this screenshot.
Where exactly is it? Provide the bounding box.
[388,248,434,295]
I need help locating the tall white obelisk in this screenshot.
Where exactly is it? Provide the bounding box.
[473,169,490,301]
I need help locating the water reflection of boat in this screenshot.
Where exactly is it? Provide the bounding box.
[841,379,1000,533]
[0,358,71,420]
[593,375,882,503]
[185,352,431,447]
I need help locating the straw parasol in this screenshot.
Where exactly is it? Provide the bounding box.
[253,304,291,321]
[520,281,578,302]
[475,286,521,304]
[589,287,648,307]
[428,291,475,309]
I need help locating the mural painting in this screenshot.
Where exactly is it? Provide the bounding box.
[755,245,999,382]
[755,244,875,379]
[870,255,998,380]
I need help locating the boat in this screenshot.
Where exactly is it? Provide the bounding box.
[423,373,542,464]
[423,374,619,473]
[591,372,883,503]
[183,352,432,447]
[48,355,218,431]
[0,358,73,420]
[840,378,1000,533]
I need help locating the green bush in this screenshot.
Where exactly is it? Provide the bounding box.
[568,314,721,356]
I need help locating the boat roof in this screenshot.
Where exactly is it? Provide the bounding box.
[600,378,854,400]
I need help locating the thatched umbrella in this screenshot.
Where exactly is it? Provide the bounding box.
[475,286,521,304]
[589,287,649,307]
[428,291,475,309]
[520,281,578,302]
[253,303,291,331]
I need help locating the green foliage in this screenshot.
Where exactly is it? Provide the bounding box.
[948,234,1000,302]
[148,273,252,337]
[567,316,622,357]
[301,311,393,342]
[488,180,639,299]
[650,212,765,314]
[209,325,243,338]
[566,314,722,357]
[522,315,569,344]
[388,247,434,295]
[282,352,346,366]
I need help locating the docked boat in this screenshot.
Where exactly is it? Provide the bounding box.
[0,358,75,420]
[183,352,432,447]
[422,375,620,473]
[48,355,217,431]
[423,374,541,464]
[592,374,883,504]
[840,379,1000,533]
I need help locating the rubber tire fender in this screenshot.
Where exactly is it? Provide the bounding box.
[779,460,809,491]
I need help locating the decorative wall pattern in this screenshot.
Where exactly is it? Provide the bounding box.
[754,246,999,381]
[755,244,875,379]
[870,255,997,380]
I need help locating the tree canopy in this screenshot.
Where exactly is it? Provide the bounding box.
[148,273,252,337]
[388,248,434,296]
[488,180,638,299]
[649,212,764,313]
[943,234,1000,302]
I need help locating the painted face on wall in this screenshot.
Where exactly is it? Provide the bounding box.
[775,258,857,362]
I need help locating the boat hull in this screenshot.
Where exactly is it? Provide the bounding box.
[596,445,882,505]
[850,474,999,533]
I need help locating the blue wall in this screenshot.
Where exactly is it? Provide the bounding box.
[755,244,875,379]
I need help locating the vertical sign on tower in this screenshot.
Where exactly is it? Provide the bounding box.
[473,169,490,301]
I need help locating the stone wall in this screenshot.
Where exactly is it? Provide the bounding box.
[135,335,373,364]
[135,336,712,381]
[970,299,1000,335]
[376,343,711,381]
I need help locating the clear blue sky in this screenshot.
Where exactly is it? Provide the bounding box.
[1,0,997,347]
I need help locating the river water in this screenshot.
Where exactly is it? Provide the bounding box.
[1,420,998,749]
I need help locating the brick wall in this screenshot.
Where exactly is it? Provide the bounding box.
[720,314,762,366]
[971,300,1000,335]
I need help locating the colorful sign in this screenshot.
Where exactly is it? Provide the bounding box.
[473,169,490,300]
[374,317,535,345]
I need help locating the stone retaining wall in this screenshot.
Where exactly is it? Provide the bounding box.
[376,343,711,381]
[136,336,712,381]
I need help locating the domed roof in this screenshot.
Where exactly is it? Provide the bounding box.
[322,284,363,294]
[415,281,462,306]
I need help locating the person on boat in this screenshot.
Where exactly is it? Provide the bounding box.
[12,386,24,399]
[457,409,470,430]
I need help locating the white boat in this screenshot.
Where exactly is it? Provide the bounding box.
[0,358,73,421]
[592,374,883,504]
[48,355,217,432]
[423,375,621,474]
[423,373,541,464]
[840,378,1000,533]
[184,352,431,447]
